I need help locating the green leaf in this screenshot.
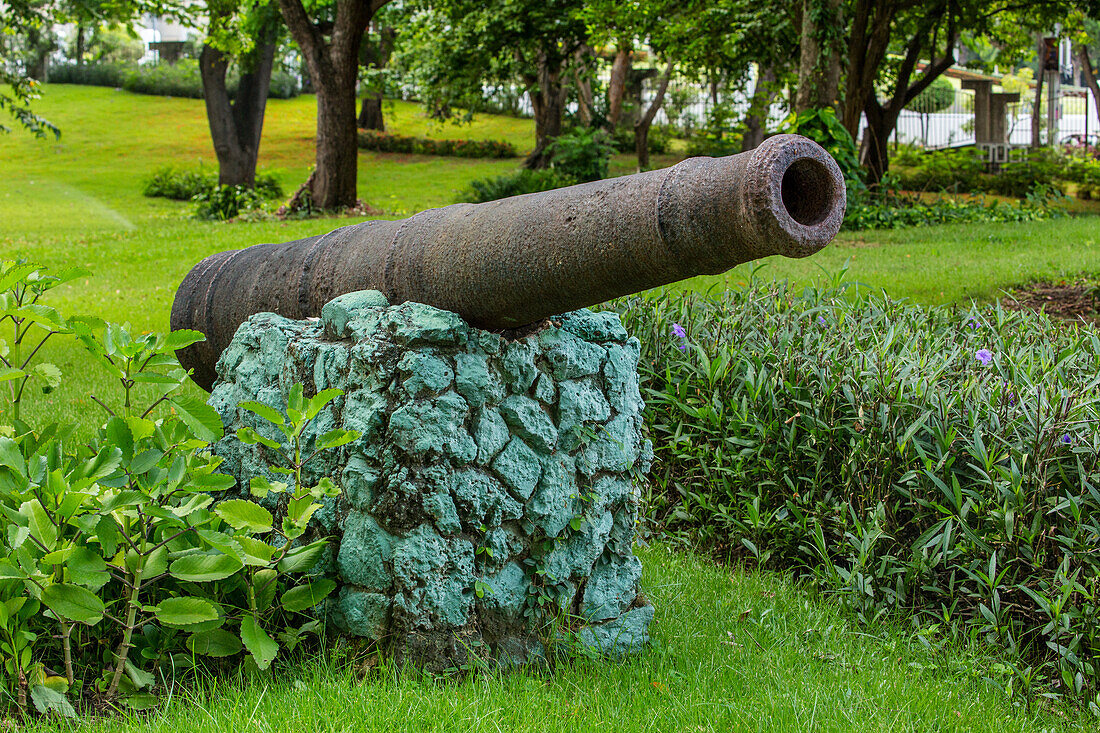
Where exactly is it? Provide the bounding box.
[236,427,282,450]
[68,547,110,591]
[187,629,243,657]
[190,473,237,491]
[122,692,160,711]
[315,428,358,451]
[23,499,57,548]
[169,552,244,582]
[95,515,119,557]
[254,568,277,611]
[305,388,344,420]
[0,367,26,383]
[215,499,273,534]
[169,394,224,442]
[281,579,337,613]
[154,597,221,628]
[0,560,25,579]
[163,329,206,352]
[238,400,285,426]
[278,540,328,573]
[240,614,279,670]
[0,437,26,474]
[237,536,276,566]
[42,584,105,625]
[30,684,76,718]
[105,417,134,462]
[32,363,62,393]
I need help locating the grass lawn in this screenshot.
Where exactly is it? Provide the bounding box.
[25,545,1091,732]
[2,84,1099,729]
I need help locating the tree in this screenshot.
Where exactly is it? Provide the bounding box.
[794,0,843,113]
[201,0,282,187]
[358,21,396,130]
[405,0,589,168]
[2,0,184,138]
[275,0,392,209]
[836,1,1084,184]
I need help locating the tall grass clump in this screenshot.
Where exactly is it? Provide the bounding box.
[617,273,1100,702]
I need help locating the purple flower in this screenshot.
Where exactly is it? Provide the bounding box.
[966,316,981,329]
[817,315,827,326]
[671,323,687,339]
[975,349,993,365]
[1061,434,1072,445]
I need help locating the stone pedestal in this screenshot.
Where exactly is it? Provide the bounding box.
[208,291,654,669]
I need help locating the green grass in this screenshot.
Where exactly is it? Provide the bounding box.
[26,545,1092,732]
[3,85,1100,729]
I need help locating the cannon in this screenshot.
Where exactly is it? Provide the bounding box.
[172,134,845,390]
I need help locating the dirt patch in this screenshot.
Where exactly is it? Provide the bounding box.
[1002,280,1100,325]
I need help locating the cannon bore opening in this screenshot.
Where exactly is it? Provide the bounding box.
[780,157,835,227]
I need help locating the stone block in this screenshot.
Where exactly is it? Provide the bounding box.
[210,292,652,670]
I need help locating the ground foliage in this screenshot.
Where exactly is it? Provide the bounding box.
[356,129,517,158]
[616,273,1100,704]
[0,262,352,718]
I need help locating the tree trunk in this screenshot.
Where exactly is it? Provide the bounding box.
[634,63,673,171]
[861,101,898,184]
[742,65,778,152]
[607,47,631,130]
[573,45,595,127]
[200,16,277,187]
[1079,45,1100,142]
[524,50,567,169]
[358,95,384,130]
[795,0,843,113]
[1031,38,1046,149]
[76,25,85,66]
[314,81,361,206]
[277,0,383,210]
[358,24,394,131]
[841,0,894,141]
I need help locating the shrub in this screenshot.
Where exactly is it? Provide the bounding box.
[616,278,1100,698]
[906,77,955,114]
[843,185,1067,231]
[454,168,578,204]
[193,185,265,220]
[0,262,356,717]
[143,167,216,200]
[894,147,1066,199]
[546,127,616,182]
[357,129,517,158]
[610,124,671,155]
[143,168,282,216]
[49,61,299,100]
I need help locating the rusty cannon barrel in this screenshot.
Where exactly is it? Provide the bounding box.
[172,134,845,390]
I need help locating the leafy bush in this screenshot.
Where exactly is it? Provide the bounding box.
[610,124,671,155]
[50,61,300,100]
[906,77,955,114]
[547,127,616,182]
[617,277,1100,699]
[843,185,1067,231]
[357,129,516,158]
[193,185,265,220]
[121,59,205,98]
[455,168,578,204]
[143,168,283,220]
[0,262,354,717]
[894,147,1066,199]
[143,168,216,201]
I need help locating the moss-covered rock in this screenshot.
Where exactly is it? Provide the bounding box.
[209,291,653,669]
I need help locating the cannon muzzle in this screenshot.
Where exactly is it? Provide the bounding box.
[172,134,845,390]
